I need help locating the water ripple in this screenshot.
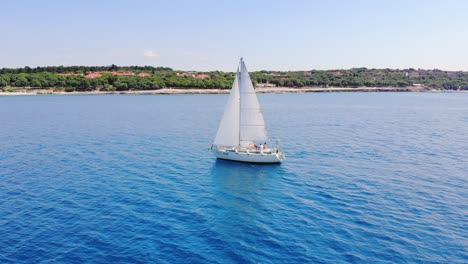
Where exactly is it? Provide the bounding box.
[0,93,467,263]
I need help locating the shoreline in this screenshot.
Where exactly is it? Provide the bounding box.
[0,86,465,96]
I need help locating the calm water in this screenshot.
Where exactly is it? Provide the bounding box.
[0,93,467,263]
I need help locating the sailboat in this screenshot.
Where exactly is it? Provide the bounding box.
[211,58,285,163]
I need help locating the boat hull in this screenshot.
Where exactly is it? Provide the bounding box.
[212,149,284,164]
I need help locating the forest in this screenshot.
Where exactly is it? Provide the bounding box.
[1,65,468,92]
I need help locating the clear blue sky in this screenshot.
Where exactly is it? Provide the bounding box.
[2,0,468,71]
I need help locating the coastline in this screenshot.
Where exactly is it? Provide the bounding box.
[0,86,464,96]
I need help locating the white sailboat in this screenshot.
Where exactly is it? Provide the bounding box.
[211,58,285,163]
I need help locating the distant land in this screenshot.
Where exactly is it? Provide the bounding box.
[1,65,468,95]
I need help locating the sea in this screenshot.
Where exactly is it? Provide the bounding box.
[0,92,467,263]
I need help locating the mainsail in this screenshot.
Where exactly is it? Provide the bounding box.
[213,58,268,147]
[239,59,268,146]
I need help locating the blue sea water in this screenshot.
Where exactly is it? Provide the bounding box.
[0,92,467,263]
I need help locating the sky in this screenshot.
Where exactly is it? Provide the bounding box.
[1,0,468,71]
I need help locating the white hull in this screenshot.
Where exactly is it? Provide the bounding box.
[212,148,284,164]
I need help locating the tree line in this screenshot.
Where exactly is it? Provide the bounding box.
[251,68,468,90]
[1,66,468,91]
[0,65,172,74]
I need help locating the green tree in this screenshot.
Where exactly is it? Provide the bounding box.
[14,76,29,87]
[0,78,7,87]
[114,80,128,91]
[30,79,42,87]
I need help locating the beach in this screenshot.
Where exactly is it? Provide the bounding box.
[0,86,446,96]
